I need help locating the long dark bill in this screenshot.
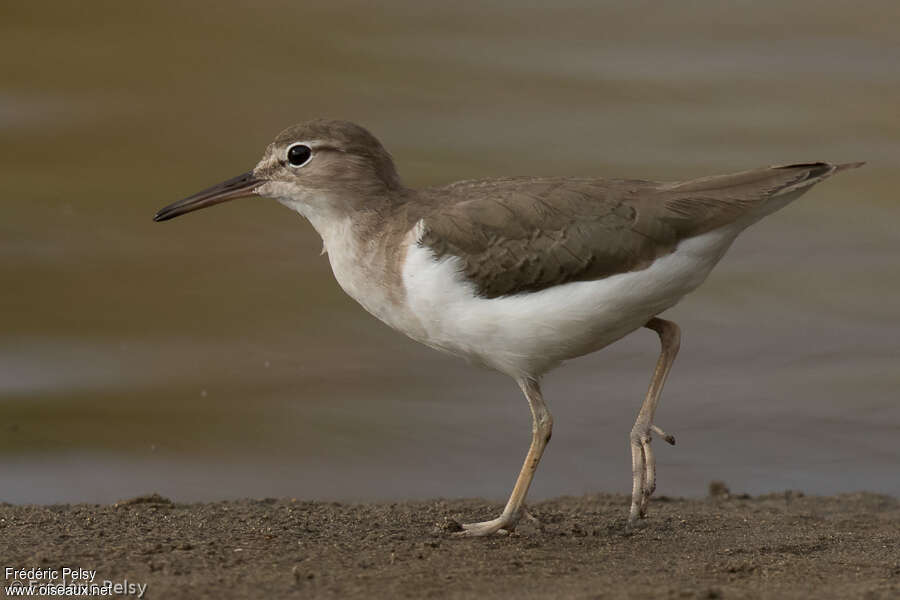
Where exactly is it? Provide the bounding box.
[154,171,262,222]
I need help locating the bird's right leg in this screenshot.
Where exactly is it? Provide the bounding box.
[628,317,680,527]
[458,377,552,537]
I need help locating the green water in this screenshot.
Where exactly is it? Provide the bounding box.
[2,1,898,503]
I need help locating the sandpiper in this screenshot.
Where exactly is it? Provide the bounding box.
[155,119,862,535]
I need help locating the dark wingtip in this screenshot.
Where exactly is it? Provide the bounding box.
[775,161,865,174]
[774,161,865,182]
[774,162,832,179]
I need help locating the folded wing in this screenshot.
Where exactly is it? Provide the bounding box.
[415,163,855,298]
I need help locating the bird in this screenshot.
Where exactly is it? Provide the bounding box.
[154,119,862,536]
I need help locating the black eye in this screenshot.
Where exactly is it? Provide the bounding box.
[287,144,312,167]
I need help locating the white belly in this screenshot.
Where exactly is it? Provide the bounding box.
[401,226,740,378]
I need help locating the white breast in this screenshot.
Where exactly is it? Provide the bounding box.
[401,226,741,379]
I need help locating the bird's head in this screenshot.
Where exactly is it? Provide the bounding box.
[154,119,402,223]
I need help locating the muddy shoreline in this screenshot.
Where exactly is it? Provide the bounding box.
[2,490,897,599]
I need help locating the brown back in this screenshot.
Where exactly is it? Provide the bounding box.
[415,163,847,298]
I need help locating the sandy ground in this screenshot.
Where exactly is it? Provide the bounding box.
[1,488,897,599]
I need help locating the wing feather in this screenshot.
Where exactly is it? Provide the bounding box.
[415,163,846,298]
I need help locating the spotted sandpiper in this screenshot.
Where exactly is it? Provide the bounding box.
[155,119,862,535]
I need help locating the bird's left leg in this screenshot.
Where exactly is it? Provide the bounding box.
[458,377,552,536]
[628,317,680,527]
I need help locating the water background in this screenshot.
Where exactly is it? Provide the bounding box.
[2,1,898,504]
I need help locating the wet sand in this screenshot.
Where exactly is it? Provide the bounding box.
[2,489,897,599]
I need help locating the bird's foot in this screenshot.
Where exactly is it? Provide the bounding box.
[455,511,522,537]
[651,424,676,446]
[628,423,676,527]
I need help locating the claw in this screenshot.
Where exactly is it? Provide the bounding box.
[651,424,676,445]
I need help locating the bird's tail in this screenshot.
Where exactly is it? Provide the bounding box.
[834,161,866,173]
[769,161,865,195]
[660,160,865,234]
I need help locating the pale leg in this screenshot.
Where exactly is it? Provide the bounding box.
[459,377,553,536]
[628,317,681,526]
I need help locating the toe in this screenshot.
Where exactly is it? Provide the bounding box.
[455,515,517,537]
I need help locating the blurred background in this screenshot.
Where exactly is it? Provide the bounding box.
[1,1,897,505]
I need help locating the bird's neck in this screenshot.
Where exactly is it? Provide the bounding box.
[286,192,417,333]
[280,188,413,249]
